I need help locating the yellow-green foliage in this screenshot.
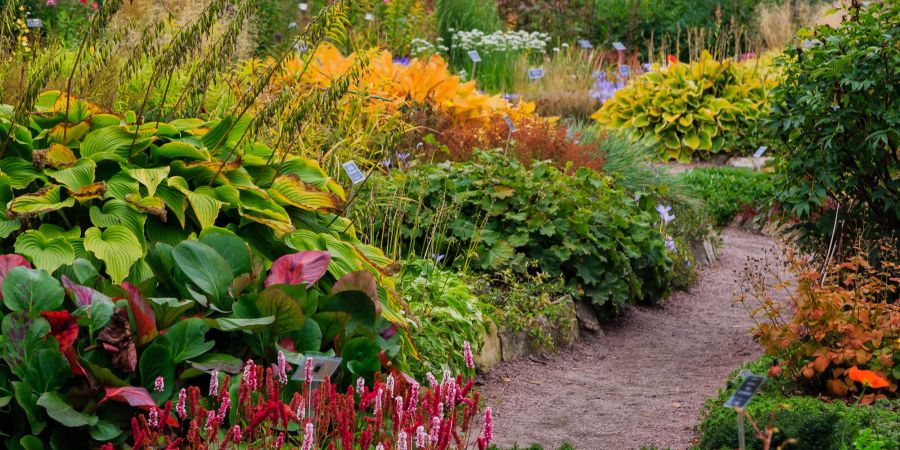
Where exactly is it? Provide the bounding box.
[593,52,775,162]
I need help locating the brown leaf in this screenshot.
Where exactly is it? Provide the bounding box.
[97,308,138,373]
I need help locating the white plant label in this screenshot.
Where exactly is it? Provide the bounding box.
[342,161,366,185]
[503,115,517,133]
[527,68,545,80]
[618,65,631,76]
[364,13,374,21]
[754,146,768,158]
[26,18,43,29]
[298,2,308,11]
[467,50,481,63]
[613,41,626,52]
[578,39,593,49]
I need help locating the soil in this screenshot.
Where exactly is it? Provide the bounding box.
[479,228,783,450]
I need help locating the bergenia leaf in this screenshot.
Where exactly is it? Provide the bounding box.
[122,282,158,346]
[61,275,104,307]
[0,254,32,298]
[265,251,331,288]
[98,386,155,409]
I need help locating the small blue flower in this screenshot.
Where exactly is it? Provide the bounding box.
[393,57,411,66]
[665,238,676,252]
[685,258,691,268]
[656,204,676,225]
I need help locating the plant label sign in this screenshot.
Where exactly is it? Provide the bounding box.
[618,64,631,76]
[527,68,545,80]
[342,161,366,185]
[26,18,43,29]
[753,146,768,158]
[578,39,593,49]
[724,374,766,409]
[502,115,517,133]
[468,50,481,63]
[364,13,374,21]
[298,2,308,11]
[291,356,342,382]
[613,41,626,52]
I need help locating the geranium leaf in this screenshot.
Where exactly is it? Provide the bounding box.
[83,225,142,284]
[14,230,75,274]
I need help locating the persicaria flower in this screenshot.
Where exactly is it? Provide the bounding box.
[217,392,230,421]
[429,416,441,444]
[304,356,314,384]
[357,377,365,394]
[482,407,493,444]
[426,372,438,388]
[416,425,427,448]
[148,407,159,428]
[276,351,289,384]
[243,360,257,391]
[374,388,383,414]
[387,374,395,397]
[376,444,385,450]
[209,370,219,396]
[176,388,187,419]
[301,423,314,450]
[275,432,285,449]
[205,410,217,435]
[464,341,475,369]
[153,376,165,392]
[232,425,242,442]
[397,431,408,450]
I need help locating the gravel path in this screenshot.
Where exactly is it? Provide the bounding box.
[479,228,780,450]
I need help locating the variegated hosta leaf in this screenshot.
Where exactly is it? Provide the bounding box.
[269,175,342,214]
[123,166,170,197]
[167,176,224,230]
[84,225,143,284]
[277,158,346,200]
[32,143,77,170]
[151,141,211,161]
[125,194,167,221]
[48,121,91,145]
[156,184,187,228]
[80,126,154,163]
[68,182,108,201]
[7,185,75,218]
[0,157,44,189]
[46,158,97,190]
[14,229,76,274]
[234,189,294,237]
[171,159,241,185]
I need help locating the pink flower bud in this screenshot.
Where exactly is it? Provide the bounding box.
[209,370,219,396]
[176,388,187,420]
[301,423,314,450]
[154,376,165,392]
[464,341,475,369]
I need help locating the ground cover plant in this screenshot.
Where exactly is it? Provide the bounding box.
[765,0,900,260]
[594,52,776,161]
[677,167,774,227]
[357,150,672,318]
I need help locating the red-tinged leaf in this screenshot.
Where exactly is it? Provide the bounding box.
[40,310,86,377]
[61,275,98,307]
[122,282,158,346]
[332,270,380,313]
[0,254,32,298]
[100,386,155,409]
[264,251,331,288]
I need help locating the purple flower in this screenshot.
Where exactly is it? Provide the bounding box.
[685,258,692,268]
[393,57,411,66]
[665,238,676,252]
[656,204,675,225]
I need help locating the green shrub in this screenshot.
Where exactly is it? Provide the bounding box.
[698,358,900,450]
[677,167,774,226]
[359,150,672,318]
[398,258,486,378]
[594,52,775,162]
[766,0,900,257]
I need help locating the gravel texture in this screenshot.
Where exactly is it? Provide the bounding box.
[479,228,780,450]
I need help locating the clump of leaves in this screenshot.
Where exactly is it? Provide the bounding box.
[738,244,900,400]
[594,52,775,161]
[359,150,672,318]
[677,167,774,227]
[765,0,900,261]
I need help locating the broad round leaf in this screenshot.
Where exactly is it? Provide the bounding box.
[83,225,142,284]
[172,240,232,309]
[2,267,64,313]
[14,230,75,274]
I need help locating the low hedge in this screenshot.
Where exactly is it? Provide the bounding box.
[698,357,900,450]
[677,167,774,227]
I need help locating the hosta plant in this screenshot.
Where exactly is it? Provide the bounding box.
[593,52,775,161]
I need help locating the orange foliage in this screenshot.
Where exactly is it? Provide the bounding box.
[741,247,900,398]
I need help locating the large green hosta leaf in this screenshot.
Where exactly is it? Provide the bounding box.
[151,141,211,161]
[7,185,75,218]
[45,158,96,190]
[167,177,223,230]
[123,166,170,197]
[83,225,143,284]
[89,199,148,252]
[80,127,154,162]
[14,230,75,274]
[0,157,44,189]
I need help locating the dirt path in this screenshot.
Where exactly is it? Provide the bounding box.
[479,228,780,450]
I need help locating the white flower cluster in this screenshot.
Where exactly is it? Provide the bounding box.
[452,30,550,53]
[411,38,436,55]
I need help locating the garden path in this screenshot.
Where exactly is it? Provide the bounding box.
[479,228,781,450]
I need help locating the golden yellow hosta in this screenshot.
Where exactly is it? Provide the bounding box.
[277,43,536,123]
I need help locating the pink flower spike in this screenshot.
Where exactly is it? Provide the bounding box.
[301,422,315,450]
[276,351,288,384]
[232,425,242,442]
[397,431,408,450]
[154,376,165,392]
[148,407,159,428]
[464,341,475,369]
[356,377,365,395]
[209,370,219,396]
[387,374,395,397]
[304,356,313,384]
[243,360,257,391]
[416,425,427,448]
[482,407,494,445]
[275,432,285,449]
[176,388,187,420]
